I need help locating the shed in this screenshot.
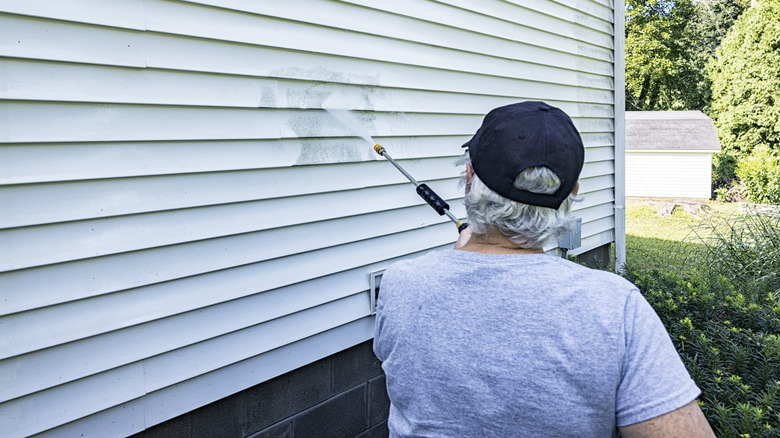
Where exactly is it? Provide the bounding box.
[0,1,625,437]
[625,111,721,199]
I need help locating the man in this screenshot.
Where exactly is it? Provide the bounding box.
[373,102,715,437]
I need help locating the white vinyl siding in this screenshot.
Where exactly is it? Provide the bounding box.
[626,151,714,199]
[0,1,620,436]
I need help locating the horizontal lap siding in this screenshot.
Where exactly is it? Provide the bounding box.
[0,1,617,436]
[626,152,713,199]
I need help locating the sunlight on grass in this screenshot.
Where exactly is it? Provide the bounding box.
[626,204,700,241]
[625,200,738,275]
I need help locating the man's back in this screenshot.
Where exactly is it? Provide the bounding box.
[374,250,700,437]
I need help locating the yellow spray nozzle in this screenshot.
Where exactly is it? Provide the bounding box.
[373,144,386,155]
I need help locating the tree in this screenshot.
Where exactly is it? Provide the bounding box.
[625,0,749,112]
[691,0,751,59]
[626,0,699,111]
[688,0,751,109]
[708,0,780,185]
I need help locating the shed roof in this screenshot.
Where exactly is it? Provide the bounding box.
[625,111,721,151]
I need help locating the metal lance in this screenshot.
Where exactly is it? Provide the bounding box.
[373,144,469,234]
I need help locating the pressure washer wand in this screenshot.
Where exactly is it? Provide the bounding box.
[373,144,469,234]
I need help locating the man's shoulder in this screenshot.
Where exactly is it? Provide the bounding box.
[560,258,635,284]
[549,258,640,304]
[385,249,451,270]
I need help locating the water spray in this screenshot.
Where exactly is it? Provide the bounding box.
[372,144,468,234]
[324,107,467,234]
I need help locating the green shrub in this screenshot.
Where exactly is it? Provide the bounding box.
[736,145,780,205]
[708,0,780,181]
[715,187,729,203]
[624,268,780,437]
[624,210,780,436]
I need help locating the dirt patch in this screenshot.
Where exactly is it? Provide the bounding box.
[627,197,713,219]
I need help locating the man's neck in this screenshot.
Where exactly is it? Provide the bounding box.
[456,231,544,255]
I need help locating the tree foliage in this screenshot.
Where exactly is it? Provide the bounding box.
[708,0,780,186]
[625,0,749,112]
[626,0,698,111]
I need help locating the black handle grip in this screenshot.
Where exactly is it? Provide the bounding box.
[416,184,449,215]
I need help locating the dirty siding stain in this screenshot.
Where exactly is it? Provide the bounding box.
[284,83,333,109]
[268,66,380,88]
[295,140,365,166]
[577,73,613,91]
[257,83,281,108]
[261,62,426,167]
[276,74,386,166]
[286,110,376,166]
[577,103,614,120]
[261,63,389,166]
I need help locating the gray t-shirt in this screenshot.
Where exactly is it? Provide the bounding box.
[374,250,700,437]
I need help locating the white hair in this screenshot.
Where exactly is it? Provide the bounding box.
[457,152,579,249]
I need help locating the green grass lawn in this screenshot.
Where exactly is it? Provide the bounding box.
[624,199,737,275]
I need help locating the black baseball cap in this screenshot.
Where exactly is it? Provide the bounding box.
[462,101,584,209]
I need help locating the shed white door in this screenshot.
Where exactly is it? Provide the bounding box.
[626,151,713,199]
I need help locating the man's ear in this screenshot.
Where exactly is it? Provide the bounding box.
[573,181,580,196]
[466,164,474,194]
